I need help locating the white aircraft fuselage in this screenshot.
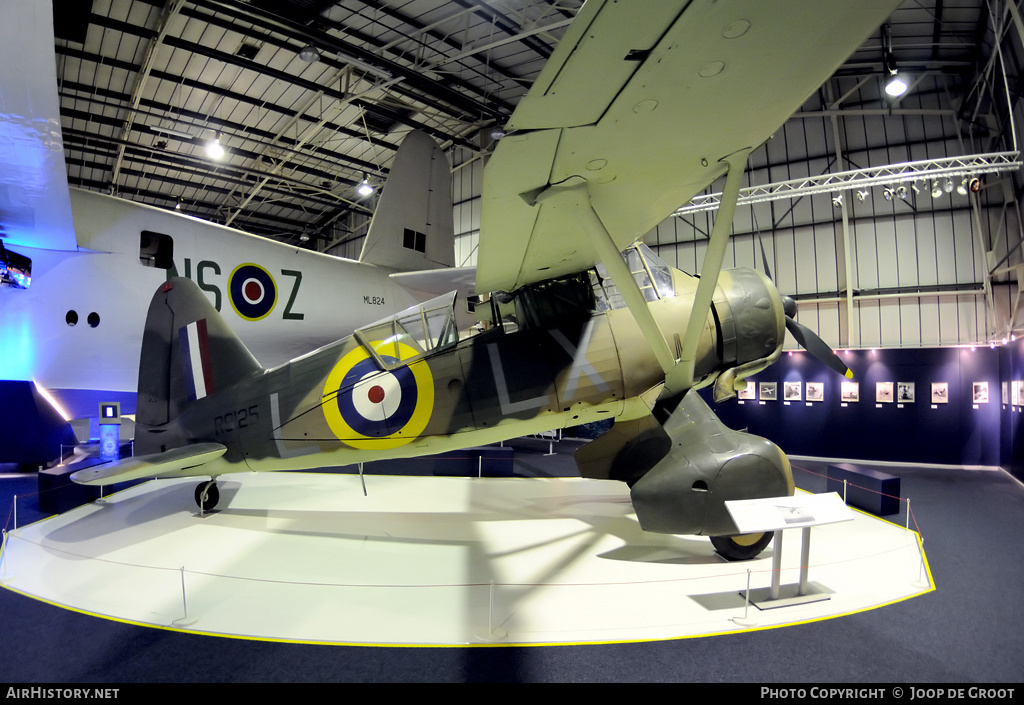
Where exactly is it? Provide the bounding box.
[1,189,419,419]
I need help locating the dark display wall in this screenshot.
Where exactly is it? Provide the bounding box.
[708,346,1013,476]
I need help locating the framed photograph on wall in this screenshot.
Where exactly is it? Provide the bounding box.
[806,382,824,402]
[841,381,859,402]
[737,381,756,400]
[1003,381,1009,405]
[784,381,802,401]
[1015,381,1024,406]
[759,382,777,401]
[897,382,915,403]
[876,382,894,403]
[931,382,949,404]
[973,382,989,404]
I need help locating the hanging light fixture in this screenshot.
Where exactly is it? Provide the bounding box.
[205,133,225,160]
[299,43,320,63]
[956,179,969,196]
[883,24,908,97]
[931,181,943,198]
[357,176,374,196]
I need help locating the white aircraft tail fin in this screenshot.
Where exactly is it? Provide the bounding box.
[359,131,455,271]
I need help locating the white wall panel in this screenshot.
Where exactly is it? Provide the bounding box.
[919,298,941,346]
[898,299,922,346]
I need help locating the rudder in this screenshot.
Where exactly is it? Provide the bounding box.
[359,130,455,271]
[135,278,262,453]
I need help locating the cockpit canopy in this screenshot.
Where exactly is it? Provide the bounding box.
[352,242,678,370]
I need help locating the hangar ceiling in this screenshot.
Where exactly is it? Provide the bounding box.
[53,0,1019,254]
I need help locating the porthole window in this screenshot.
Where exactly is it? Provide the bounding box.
[87,312,100,328]
[65,310,78,326]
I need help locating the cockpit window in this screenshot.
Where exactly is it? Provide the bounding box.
[591,243,675,311]
[356,291,459,369]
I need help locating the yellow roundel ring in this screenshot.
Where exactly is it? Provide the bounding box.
[322,341,434,450]
[228,263,278,321]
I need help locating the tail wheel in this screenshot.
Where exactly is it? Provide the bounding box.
[195,480,220,511]
[710,532,773,561]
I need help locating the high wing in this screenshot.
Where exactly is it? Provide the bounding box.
[476,0,902,294]
[0,0,77,251]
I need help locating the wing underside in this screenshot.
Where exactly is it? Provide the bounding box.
[476,0,902,294]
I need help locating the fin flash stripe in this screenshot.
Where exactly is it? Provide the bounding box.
[180,319,215,401]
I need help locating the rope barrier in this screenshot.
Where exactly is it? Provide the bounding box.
[791,462,923,540]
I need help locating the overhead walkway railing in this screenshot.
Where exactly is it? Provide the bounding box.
[674,151,1022,216]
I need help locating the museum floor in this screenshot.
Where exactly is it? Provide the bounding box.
[1,440,1022,682]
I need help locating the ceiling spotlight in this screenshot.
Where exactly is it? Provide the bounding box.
[931,181,943,198]
[299,233,310,242]
[205,133,225,160]
[299,43,320,63]
[956,179,968,196]
[970,177,981,193]
[911,181,921,194]
[175,197,182,211]
[944,178,954,193]
[882,187,894,201]
[896,186,908,200]
[885,71,908,97]
[832,194,843,208]
[856,190,868,202]
[883,26,908,98]
[357,177,374,196]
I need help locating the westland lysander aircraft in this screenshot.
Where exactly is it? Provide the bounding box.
[72,0,900,560]
[0,1,457,463]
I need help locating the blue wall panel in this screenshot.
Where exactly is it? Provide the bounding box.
[709,347,1002,469]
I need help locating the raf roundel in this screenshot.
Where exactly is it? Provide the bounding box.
[228,263,277,321]
[322,342,434,450]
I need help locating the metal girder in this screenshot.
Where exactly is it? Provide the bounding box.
[674,152,1023,216]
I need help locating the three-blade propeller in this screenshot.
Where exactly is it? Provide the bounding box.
[759,233,853,379]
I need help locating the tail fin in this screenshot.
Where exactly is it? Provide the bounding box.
[359,130,455,271]
[136,278,261,446]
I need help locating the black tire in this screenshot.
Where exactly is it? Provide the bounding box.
[710,532,773,561]
[194,480,220,511]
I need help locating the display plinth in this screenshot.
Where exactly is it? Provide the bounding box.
[726,493,853,611]
[745,580,831,609]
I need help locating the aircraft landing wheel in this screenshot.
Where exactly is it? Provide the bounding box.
[710,532,773,561]
[195,480,220,511]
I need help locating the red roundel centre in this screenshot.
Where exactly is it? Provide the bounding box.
[245,280,263,300]
[367,385,386,404]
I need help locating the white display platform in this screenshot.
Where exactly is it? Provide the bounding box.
[0,473,932,646]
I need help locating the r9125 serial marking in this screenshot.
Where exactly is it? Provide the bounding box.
[214,405,260,436]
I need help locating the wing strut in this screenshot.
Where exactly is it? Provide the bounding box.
[531,179,676,377]
[667,150,751,396]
